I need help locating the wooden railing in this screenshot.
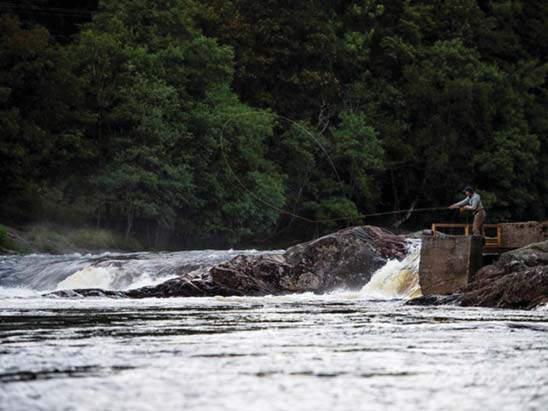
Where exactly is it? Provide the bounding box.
[431,223,502,249]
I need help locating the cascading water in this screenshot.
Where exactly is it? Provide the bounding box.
[360,239,422,300]
[0,250,277,295]
[0,242,423,299]
[1,242,546,411]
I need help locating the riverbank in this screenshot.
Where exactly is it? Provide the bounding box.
[0,224,141,254]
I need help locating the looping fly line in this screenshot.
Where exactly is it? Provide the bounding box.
[219,111,445,224]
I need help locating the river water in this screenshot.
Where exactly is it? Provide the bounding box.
[1,248,547,411]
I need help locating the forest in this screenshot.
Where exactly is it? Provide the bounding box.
[1,0,547,249]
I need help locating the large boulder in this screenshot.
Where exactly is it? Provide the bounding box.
[284,225,407,290]
[49,226,407,298]
[460,240,548,309]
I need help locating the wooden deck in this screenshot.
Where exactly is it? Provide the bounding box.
[431,223,504,254]
[432,221,547,256]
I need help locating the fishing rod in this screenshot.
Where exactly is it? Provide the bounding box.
[314,207,451,223]
[219,112,450,225]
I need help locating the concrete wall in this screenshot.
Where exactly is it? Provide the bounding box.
[419,236,483,295]
[500,222,543,249]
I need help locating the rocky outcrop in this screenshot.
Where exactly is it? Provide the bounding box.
[409,240,548,310]
[49,226,407,298]
[460,240,548,309]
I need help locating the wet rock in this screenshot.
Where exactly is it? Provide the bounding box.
[283,225,406,290]
[50,226,407,298]
[210,254,322,295]
[406,294,463,307]
[126,268,232,298]
[48,289,127,298]
[460,241,548,309]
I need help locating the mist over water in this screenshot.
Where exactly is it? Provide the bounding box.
[1,247,547,411]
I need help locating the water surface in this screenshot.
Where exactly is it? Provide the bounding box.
[1,249,547,411]
[1,295,547,411]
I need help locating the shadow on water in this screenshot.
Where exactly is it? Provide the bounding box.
[0,365,135,384]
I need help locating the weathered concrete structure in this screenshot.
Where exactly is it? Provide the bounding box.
[499,222,544,249]
[419,236,483,295]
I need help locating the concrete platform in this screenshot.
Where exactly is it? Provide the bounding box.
[499,222,544,248]
[419,236,483,295]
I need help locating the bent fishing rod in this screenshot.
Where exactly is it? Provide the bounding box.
[219,112,451,225]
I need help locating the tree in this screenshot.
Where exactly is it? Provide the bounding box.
[1,0,546,248]
[0,15,90,221]
[65,0,285,246]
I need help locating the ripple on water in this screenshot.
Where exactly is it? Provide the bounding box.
[0,296,547,411]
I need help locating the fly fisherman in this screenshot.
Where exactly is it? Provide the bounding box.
[449,186,486,237]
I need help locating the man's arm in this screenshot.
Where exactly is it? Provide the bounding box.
[449,197,469,209]
[463,195,479,211]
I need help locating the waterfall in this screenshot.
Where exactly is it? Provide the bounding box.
[0,241,423,299]
[360,239,422,300]
[0,250,274,293]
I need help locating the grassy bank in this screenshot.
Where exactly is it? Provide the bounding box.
[0,224,142,254]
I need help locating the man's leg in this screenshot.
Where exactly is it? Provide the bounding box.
[473,210,486,236]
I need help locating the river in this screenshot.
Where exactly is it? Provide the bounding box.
[1,249,547,411]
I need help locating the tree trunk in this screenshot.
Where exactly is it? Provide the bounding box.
[125,211,133,240]
[390,169,400,212]
[155,222,161,249]
[393,198,418,228]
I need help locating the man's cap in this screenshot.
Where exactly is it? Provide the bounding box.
[463,186,474,193]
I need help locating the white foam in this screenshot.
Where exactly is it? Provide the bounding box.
[56,266,119,290]
[360,240,423,300]
[535,303,548,311]
[1,249,279,293]
[126,273,179,289]
[0,286,41,298]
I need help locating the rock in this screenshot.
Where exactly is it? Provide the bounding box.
[48,288,127,298]
[406,294,463,307]
[460,241,548,309]
[283,225,406,291]
[49,226,407,298]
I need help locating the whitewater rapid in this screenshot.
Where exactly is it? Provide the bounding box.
[359,240,422,300]
[0,249,280,295]
[0,241,424,299]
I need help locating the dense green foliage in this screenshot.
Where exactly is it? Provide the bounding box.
[1,0,546,248]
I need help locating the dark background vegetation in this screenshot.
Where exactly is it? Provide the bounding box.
[1,0,546,249]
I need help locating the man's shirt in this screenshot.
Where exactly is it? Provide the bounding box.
[455,193,484,211]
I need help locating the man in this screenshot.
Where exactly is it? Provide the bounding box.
[449,186,486,237]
